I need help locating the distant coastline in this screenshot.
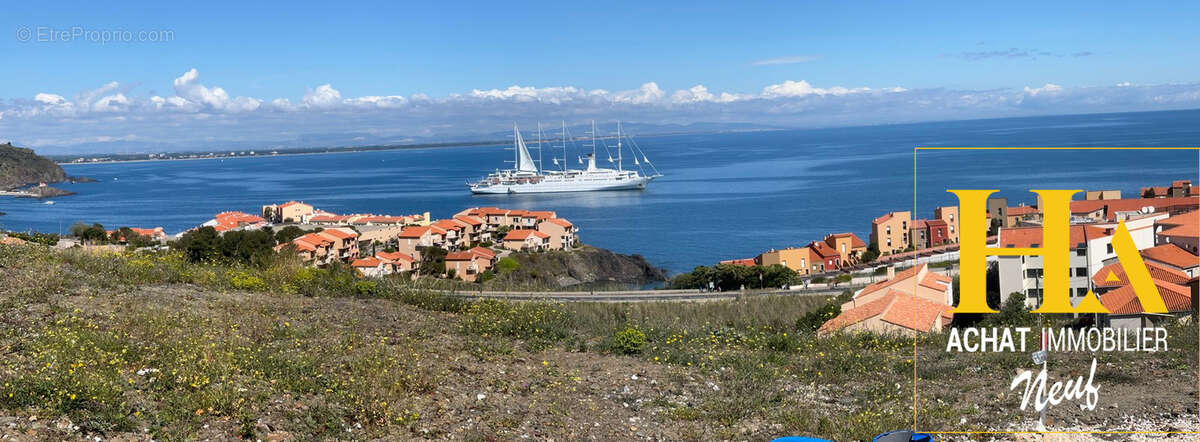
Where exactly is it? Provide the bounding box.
[49,128,780,166]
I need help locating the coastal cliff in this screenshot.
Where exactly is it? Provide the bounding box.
[487,245,668,290]
[0,143,67,190]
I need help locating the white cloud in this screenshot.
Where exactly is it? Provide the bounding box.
[302,84,343,108]
[751,55,818,66]
[1022,83,1063,96]
[7,69,1200,153]
[761,80,872,97]
[92,93,130,112]
[171,68,261,112]
[614,82,666,104]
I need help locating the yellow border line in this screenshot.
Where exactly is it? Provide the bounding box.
[912,146,1200,435]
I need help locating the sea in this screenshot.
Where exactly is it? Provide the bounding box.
[2,109,1198,274]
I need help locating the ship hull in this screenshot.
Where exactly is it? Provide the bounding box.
[470,176,655,194]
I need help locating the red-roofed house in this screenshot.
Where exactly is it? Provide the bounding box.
[1090,256,1195,329]
[396,226,433,257]
[107,227,168,244]
[261,201,315,223]
[934,206,959,243]
[445,247,497,282]
[807,240,840,271]
[819,264,954,335]
[203,211,267,232]
[823,233,867,266]
[1155,210,1199,254]
[376,251,418,273]
[351,257,389,278]
[1140,243,1200,277]
[502,229,550,251]
[925,219,950,247]
[537,217,578,250]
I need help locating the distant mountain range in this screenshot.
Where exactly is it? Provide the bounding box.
[29,121,784,157]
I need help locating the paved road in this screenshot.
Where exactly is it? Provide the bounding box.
[442,286,859,302]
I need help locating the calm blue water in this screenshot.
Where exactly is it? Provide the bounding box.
[2,110,1198,274]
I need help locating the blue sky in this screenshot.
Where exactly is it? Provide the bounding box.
[2,1,1200,153]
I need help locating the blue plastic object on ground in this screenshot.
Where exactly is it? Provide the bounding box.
[873,430,933,441]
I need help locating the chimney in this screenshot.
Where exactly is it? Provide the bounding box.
[886,266,895,280]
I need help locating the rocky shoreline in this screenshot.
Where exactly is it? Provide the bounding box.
[485,245,669,290]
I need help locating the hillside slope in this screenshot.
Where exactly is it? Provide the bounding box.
[0,143,67,190]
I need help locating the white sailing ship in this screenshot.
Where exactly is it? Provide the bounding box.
[468,121,661,194]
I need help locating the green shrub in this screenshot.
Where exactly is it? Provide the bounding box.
[353,280,379,297]
[611,326,647,355]
[228,270,267,291]
[494,257,520,274]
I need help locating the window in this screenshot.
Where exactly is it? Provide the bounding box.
[1076,248,1086,256]
[1075,267,1087,277]
[1106,244,1113,254]
[887,239,892,247]
[841,244,846,253]
[886,226,891,235]
[1075,287,1088,297]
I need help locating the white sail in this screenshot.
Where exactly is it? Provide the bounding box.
[514,129,538,172]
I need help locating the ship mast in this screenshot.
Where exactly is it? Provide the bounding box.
[617,120,623,172]
[512,123,519,169]
[561,120,567,172]
[537,121,544,172]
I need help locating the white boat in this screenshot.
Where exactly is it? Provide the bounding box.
[469,121,661,194]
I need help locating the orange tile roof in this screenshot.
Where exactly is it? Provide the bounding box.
[1141,243,1199,270]
[1091,259,1191,288]
[880,291,955,332]
[445,251,481,261]
[524,210,556,220]
[1157,211,1199,238]
[352,257,382,267]
[468,246,496,259]
[454,215,483,226]
[543,218,573,228]
[819,290,895,332]
[825,232,867,248]
[295,232,333,246]
[504,229,549,241]
[432,219,464,231]
[278,201,308,208]
[1007,206,1037,216]
[807,241,839,259]
[997,225,1110,249]
[873,213,894,224]
[856,264,926,300]
[1100,280,1192,314]
[398,226,431,238]
[820,288,953,333]
[376,251,415,262]
[1070,197,1198,220]
[320,228,358,239]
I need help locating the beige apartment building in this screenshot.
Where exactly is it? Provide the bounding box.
[870,211,911,255]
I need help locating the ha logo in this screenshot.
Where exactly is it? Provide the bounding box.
[950,189,1167,314]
